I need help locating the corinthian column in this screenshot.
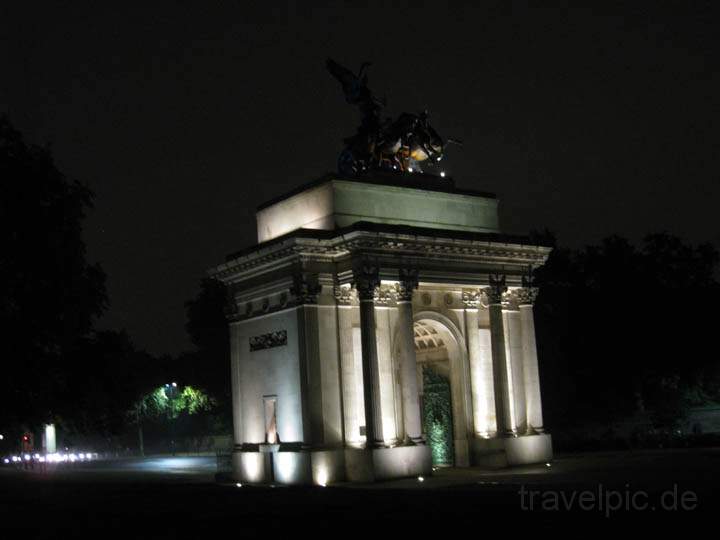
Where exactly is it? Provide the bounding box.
[395,268,423,444]
[517,286,544,433]
[484,274,515,437]
[354,264,385,448]
[504,295,527,434]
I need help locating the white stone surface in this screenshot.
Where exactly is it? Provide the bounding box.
[273,450,312,485]
[338,305,361,445]
[311,449,346,485]
[371,445,432,481]
[235,451,272,484]
[467,312,496,437]
[504,433,553,466]
[505,309,527,433]
[233,310,305,445]
[256,178,499,243]
[520,304,544,432]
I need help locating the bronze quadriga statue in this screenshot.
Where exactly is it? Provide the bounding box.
[326,58,460,176]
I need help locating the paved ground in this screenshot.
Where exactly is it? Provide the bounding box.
[1,448,718,537]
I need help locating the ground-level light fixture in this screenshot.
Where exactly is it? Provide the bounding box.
[440,171,446,177]
[417,476,424,482]
[235,483,243,488]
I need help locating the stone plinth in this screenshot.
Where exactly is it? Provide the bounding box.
[255,174,499,243]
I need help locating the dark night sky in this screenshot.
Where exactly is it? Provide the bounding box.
[2,2,718,356]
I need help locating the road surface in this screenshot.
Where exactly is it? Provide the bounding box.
[0,450,717,537]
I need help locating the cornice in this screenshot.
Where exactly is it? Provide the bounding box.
[210,227,551,284]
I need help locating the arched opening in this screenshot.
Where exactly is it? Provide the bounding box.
[411,314,472,467]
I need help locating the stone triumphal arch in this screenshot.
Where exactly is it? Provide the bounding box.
[211,173,553,484]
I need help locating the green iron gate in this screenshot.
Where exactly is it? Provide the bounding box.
[422,367,454,466]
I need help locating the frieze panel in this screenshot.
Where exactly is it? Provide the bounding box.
[249,330,288,352]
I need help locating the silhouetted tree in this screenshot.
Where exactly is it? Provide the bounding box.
[182,278,231,428]
[59,330,164,438]
[0,117,107,433]
[535,233,720,438]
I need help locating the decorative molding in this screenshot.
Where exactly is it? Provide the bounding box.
[211,231,551,283]
[249,330,287,352]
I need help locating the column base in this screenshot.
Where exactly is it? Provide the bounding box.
[232,444,346,486]
[470,433,553,468]
[232,444,432,485]
[345,445,432,482]
[504,433,553,466]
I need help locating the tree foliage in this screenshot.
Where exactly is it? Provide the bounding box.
[181,278,231,426]
[535,233,720,435]
[61,330,164,437]
[135,384,215,421]
[0,117,107,429]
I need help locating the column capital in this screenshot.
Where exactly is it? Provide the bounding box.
[353,264,380,301]
[462,289,480,308]
[291,273,321,305]
[502,290,521,311]
[395,267,419,302]
[482,274,507,305]
[515,287,539,306]
[374,284,395,305]
[333,284,357,305]
[224,282,240,318]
